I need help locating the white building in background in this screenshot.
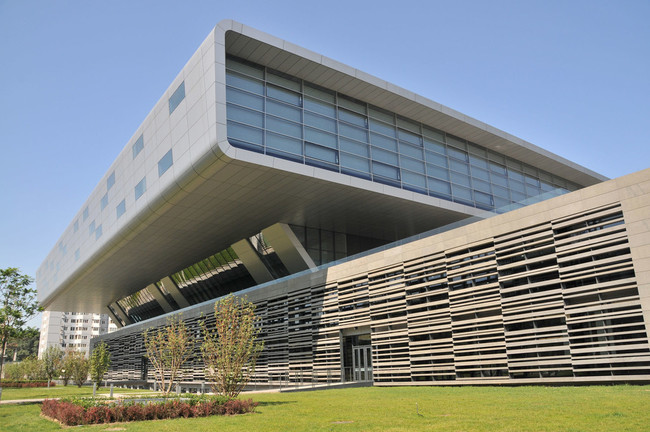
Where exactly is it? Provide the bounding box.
[38,311,117,358]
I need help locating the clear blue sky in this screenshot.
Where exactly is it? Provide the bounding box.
[1,0,649,327]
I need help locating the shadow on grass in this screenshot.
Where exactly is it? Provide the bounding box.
[257,400,297,407]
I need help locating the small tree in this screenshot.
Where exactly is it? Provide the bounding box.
[42,345,63,387]
[144,315,192,394]
[70,351,90,387]
[60,350,76,386]
[89,341,110,388]
[22,355,46,380]
[201,295,263,397]
[0,268,41,379]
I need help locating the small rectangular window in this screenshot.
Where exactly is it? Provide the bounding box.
[95,225,103,240]
[89,220,96,235]
[83,207,89,221]
[169,81,185,114]
[107,171,115,190]
[74,249,80,262]
[100,192,108,211]
[73,220,79,233]
[158,149,173,177]
[132,134,144,159]
[116,199,126,219]
[135,177,146,200]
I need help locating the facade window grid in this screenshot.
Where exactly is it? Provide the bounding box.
[225,57,573,211]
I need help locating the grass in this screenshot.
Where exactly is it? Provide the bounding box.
[1,385,649,431]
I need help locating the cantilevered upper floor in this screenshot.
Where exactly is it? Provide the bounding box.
[37,20,605,318]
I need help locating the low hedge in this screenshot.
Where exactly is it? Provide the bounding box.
[0,380,55,388]
[41,395,257,426]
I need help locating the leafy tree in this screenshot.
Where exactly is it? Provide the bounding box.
[89,341,111,388]
[144,315,192,394]
[5,327,39,362]
[0,268,40,379]
[42,345,63,387]
[21,355,46,380]
[201,295,263,397]
[60,349,77,386]
[69,351,90,387]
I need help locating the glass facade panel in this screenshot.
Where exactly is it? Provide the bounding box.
[372,148,399,165]
[228,104,264,127]
[227,72,264,94]
[267,85,301,105]
[305,111,336,132]
[339,109,366,127]
[224,56,578,211]
[304,97,336,117]
[267,133,302,155]
[305,127,337,148]
[339,123,368,142]
[402,170,426,188]
[266,116,302,138]
[267,100,301,122]
[372,161,399,180]
[227,87,264,110]
[340,153,370,173]
[340,137,368,157]
[370,133,398,151]
[369,119,396,137]
[306,142,338,163]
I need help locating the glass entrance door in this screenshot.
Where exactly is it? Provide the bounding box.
[352,345,373,382]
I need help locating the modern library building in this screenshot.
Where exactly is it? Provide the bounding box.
[37,20,650,386]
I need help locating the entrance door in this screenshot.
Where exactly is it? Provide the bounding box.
[352,345,373,382]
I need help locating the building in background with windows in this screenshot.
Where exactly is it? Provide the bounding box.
[36,20,649,386]
[38,311,117,358]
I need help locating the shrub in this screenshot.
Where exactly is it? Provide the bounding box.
[0,380,55,388]
[40,395,258,426]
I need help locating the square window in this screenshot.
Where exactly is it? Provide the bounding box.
[135,177,146,200]
[107,171,115,191]
[169,81,185,114]
[116,199,126,219]
[158,149,173,177]
[132,134,144,159]
[100,192,108,211]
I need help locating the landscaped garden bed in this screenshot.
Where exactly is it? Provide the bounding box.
[0,380,55,388]
[41,394,257,426]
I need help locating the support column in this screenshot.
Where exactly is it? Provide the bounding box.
[108,302,133,326]
[158,277,190,308]
[104,306,124,328]
[262,223,316,273]
[145,284,174,313]
[232,239,274,284]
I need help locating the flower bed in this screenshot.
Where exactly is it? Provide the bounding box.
[0,380,55,388]
[41,395,257,426]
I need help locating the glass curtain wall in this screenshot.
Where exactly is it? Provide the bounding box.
[225,56,579,212]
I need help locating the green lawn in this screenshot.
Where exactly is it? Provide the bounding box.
[1,385,649,431]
